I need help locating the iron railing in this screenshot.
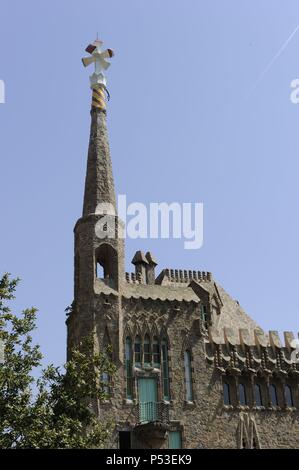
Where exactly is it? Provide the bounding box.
[136,401,170,424]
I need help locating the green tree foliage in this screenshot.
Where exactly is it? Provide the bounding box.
[0,273,116,448]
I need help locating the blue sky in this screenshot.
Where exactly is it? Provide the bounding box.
[1,0,299,368]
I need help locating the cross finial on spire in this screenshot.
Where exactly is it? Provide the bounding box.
[82,39,115,110]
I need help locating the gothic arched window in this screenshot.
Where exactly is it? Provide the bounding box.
[134,335,141,367]
[143,334,151,366]
[284,385,294,407]
[184,350,193,402]
[125,336,133,399]
[254,383,263,407]
[223,381,231,406]
[238,383,247,406]
[161,338,170,400]
[152,336,160,367]
[269,384,278,406]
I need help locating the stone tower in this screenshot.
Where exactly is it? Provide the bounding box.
[67,42,299,449]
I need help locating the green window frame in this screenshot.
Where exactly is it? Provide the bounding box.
[152,336,160,367]
[125,336,133,399]
[184,350,193,402]
[162,338,170,400]
[134,335,141,367]
[144,334,151,366]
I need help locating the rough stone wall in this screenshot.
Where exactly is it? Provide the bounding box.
[90,295,299,449]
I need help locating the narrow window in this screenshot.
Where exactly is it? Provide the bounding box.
[144,334,151,366]
[285,385,294,407]
[238,383,247,406]
[134,335,141,367]
[184,350,193,402]
[242,438,247,449]
[254,383,263,407]
[125,336,133,399]
[153,336,160,367]
[269,384,278,406]
[201,305,208,329]
[223,381,231,405]
[101,371,110,396]
[162,338,170,400]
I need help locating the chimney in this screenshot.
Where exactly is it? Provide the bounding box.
[131,251,148,284]
[145,252,158,285]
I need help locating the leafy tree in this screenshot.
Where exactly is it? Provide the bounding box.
[0,273,116,448]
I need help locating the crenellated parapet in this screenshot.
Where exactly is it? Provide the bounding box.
[205,326,299,378]
[155,268,213,285]
[125,272,142,284]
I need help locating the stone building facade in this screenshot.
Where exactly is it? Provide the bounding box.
[66,79,299,449]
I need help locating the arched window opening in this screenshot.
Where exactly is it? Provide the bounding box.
[125,336,133,399]
[161,338,170,400]
[96,262,104,279]
[254,383,263,407]
[269,384,278,406]
[152,336,160,367]
[134,335,141,368]
[184,350,193,402]
[242,438,247,449]
[223,381,231,406]
[144,334,151,366]
[95,243,118,288]
[285,385,294,407]
[238,383,247,406]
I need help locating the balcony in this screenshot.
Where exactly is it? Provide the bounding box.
[136,401,170,425]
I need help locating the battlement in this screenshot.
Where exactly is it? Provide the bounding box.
[208,327,298,349]
[205,326,299,373]
[125,272,142,284]
[125,268,213,285]
[155,268,213,285]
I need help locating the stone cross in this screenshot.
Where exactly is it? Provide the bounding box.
[82,40,114,89]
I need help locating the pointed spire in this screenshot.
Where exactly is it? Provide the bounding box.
[82,107,116,217]
[82,39,116,217]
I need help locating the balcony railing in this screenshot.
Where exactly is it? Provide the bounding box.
[136,401,170,425]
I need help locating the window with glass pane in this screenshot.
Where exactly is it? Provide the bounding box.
[269,384,278,406]
[153,337,160,367]
[285,385,294,407]
[162,339,170,400]
[238,383,247,405]
[125,336,133,399]
[223,382,231,405]
[144,334,151,366]
[134,336,141,367]
[255,383,263,407]
[184,350,193,402]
